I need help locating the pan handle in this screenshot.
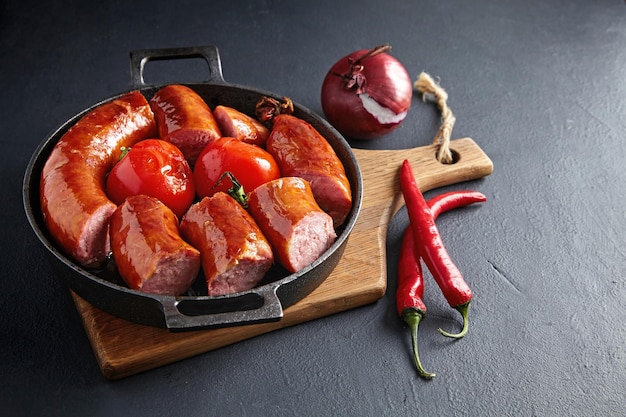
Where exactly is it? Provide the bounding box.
[129,45,225,87]
[160,283,284,331]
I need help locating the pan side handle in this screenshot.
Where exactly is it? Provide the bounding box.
[160,284,284,331]
[129,45,225,87]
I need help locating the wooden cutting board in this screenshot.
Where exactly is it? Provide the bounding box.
[72,137,493,380]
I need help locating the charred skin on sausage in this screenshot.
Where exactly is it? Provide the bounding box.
[149,84,222,167]
[247,177,337,273]
[213,105,269,147]
[109,195,201,295]
[40,91,157,268]
[266,114,352,227]
[180,192,274,296]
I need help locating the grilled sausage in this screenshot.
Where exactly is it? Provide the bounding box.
[247,177,337,273]
[149,84,222,166]
[266,114,352,227]
[40,91,157,268]
[109,195,201,295]
[213,105,269,147]
[180,192,274,296]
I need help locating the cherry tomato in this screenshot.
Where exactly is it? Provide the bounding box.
[106,139,195,218]
[194,137,280,198]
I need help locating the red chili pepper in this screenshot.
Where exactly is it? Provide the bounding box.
[399,159,476,340]
[397,190,486,379]
[426,191,487,222]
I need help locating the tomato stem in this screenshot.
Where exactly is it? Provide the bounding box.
[119,146,131,160]
[214,171,249,208]
[438,302,470,339]
[402,309,435,379]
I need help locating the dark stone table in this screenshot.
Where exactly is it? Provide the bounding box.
[2,0,624,415]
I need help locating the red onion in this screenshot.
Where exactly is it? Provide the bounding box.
[321,44,413,140]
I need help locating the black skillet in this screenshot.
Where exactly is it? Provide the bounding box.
[23,45,362,331]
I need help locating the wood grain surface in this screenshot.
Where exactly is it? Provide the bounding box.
[72,137,493,379]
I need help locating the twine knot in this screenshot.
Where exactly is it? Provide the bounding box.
[414,72,456,164]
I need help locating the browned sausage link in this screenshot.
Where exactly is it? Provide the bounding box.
[109,195,201,296]
[40,91,157,268]
[247,177,337,273]
[266,114,352,227]
[213,105,269,147]
[149,84,222,166]
[180,192,274,296]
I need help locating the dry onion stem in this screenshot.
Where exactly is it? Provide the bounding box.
[414,72,455,164]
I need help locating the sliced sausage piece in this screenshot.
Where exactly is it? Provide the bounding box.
[149,84,222,166]
[40,91,157,268]
[109,195,201,295]
[213,105,269,147]
[247,177,337,273]
[266,114,352,227]
[180,192,274,296]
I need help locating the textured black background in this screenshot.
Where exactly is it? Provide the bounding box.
[2,0,625,416]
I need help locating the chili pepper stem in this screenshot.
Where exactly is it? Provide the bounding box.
[438,301,471,339]
[402,309,436,379]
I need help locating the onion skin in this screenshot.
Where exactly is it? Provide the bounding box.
[321,46,413,140]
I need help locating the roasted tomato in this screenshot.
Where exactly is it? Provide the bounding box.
[106,139,195,218]
[194,137,280,198]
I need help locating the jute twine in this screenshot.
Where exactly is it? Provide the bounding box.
[414,72,455,164]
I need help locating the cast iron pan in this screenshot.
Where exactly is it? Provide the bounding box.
[23,45,363,332]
